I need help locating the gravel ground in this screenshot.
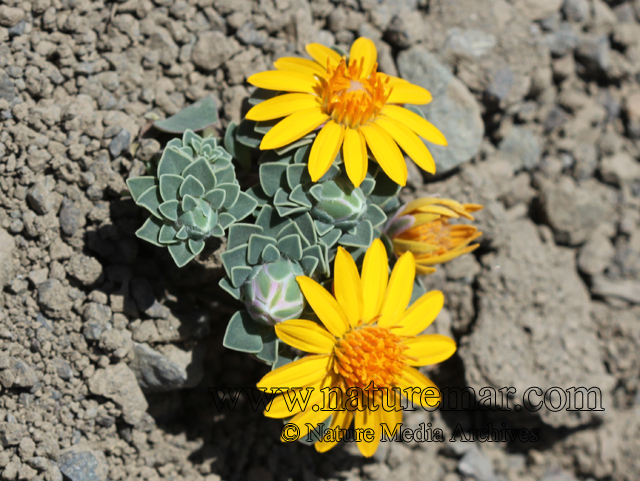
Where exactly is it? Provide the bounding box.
[1,0,640,480]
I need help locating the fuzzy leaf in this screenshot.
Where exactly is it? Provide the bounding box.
[273,188,295,209]
[179,175,205,199]
[182,158,217,192]
[364,204,387,229]
[219,183,240,209]
[137,186,163,219]
[274,133,315,156]
[157,147,193,177]
[226,192,258,223]
[277,222,308,248]
[182,194,198,212]
[259,163,288,197]
[254,118,279,135]
[159,174,184,202]
[289,184,312,208]
[211,224,225,237]
[300,255,319,277]
[204,189,226,210]
[286,164,308,188]
[231,266,253,288]
[293,213,316,246]
[217,213,235,230]
[224,121,252,173]
[256,205,289,238]
[236,119,262,149]
[248,88,280,105]
[228,224,263,250]
[293,143,311,164]
[219,277,241,299]
[261,244,281,263]
[255,332,278,364]
[127,177,156,203]
[248,235,277,264]
[339,220,373,247]
[277,234,303,261]
[222,311,264,354]
[183,130,202,151]
[159,224,179,244]
[154,97,218,133]
[135,217,163,246]
[158,200,179,222]
[168,242,196,267]
[313,220,333,236]
[221,244,249,276]
[319,228,341,248]
[188,238,205,255]
[360,177,376,196]
[176,226,189,240]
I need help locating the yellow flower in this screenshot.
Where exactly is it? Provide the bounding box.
[384,197,483,275]
[246,38,447,188]
[257,239,456,457]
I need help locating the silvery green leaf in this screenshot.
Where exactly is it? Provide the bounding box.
[259,163,288,197]
[211,224,225,237]
[256,333,278,364]
[254,119,278,135]
[136,186,163,219]
[364,204,387,229]
[158,200,179,222]
[157,147,192,177]
[188,238,205,255]
[218,212,236,230]
[179,175,205,198]
[226,192,258,222]
[313,220,333,236]
[236,119,262,149]
[153,96,218,133]
[286,163,308,187]
[127,177,156,203]
[319,228,341,248]
[300,255,319,277]
[248,234,277,264]
[231,266,253,288]
[261,244,280,263]
[227,224,263,250]
[289,184,312,208]
[219,277,241,299]
[274,133,315,156]
[221,244,249,276]
[159,174,183,202]
[204,189,226,210]
[223,311,264,354]
[219,183,240,208]
[135,217,163,246]
[339,220,373,247]
[293,213,316,246]
[181,194,198,212]
[176,226,189,240]
[293,143,311,164]
[168,242,196,267]
[159,224,179,244]
[277,234,303,261]
[182,158,216,192]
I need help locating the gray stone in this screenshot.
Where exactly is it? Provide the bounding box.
[192,31,240,71]
[397,46,484,174]
[131,277,170,319]
[0,228,15,288]
[7,20,26,37]
[236,22,268,47]
[576,35,611,75]
[458,446,496,481]
[108,129,130,158]
[37,279,73,318]
[67,254,103,286]
[546,23,580,57]
[487,66,514,101]
[26,181,55,215]
[51,358,73,380]
[461,220,614,428]
[443,28,497,58]
[128,342,206,392]
[82,303,112,341]
[1,358,38,389]
[136,139,161,162]
[0,6,24,27]
[88,363,149,425]
[0,422,27,447]
[517,0,563,20]
[499,127,542,171]
[0,72,15,103]
[563,0,590,22]
[59,199,85,236]
[98,329,132,359]
[591,276,640,304]
[58,446,107,481]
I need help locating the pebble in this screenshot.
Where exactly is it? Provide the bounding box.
[59,199,85,236]
[108,129,130,158]
[67,253,103,286]
[58,446,108,481]
[37,279,73,318]
[499,126,542,171]
[192,31,240,71]
[0,228,15,288]
[0,6,24,27]
[458,446,496,481]
[26,180,56,215]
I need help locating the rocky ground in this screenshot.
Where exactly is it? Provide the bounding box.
[1,0,640,479]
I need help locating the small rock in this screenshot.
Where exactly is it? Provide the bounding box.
[576,35,611,75]
[28,268,48,286]
[458,446,496,481]
[192,31,240,71]
[518,0,563,20]
[397,45,484,174]
[7,358,37,388]
[37,279,73,318]
[0,228,15,288]
[499,126,542,171]
[0,6,24,27]
[98,329,132,359]
[562,0,590,22]
[547,23,579,57]
[136,139,161,162]
[88,363,149,425]
[591,276,640,304]
[58,445,108,481]
[624,92,640,139]
[600,153,640,186]
[67,254,103,286]
[51,358,74,380]
[0,422,27,447]
[59,199,85,237]
[108,129,131,158]
[487,65,514,101]
[26,181,56,215]
[443,28,497,58]
[7,20,26,37]
[131,278,170,319]
[83,303,112,341]
[0,70,18,102]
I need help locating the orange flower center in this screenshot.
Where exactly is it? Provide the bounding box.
[333,325,407,391]
[320,57,390,129]
[398,219,455,257]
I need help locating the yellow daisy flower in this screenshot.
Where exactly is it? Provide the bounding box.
[257,239,456,457]
[246,38,447,188]
[384,197,483,275]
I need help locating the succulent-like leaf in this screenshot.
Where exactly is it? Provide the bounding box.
[157,147,193,177]
[127,177,156,202]
[154,96,218,133]
[168,242,196,267]
[135,217,163,246]
[137,186,163,219]
[223,311,265,354]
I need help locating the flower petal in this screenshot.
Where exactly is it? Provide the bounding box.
[296,276,349,337]
[334,247,364,328]
[361,239,389,323]
[392,238,439,255]
[257,354,332,391]
[349,37,377,79]
[246,93,321,122]
[393,290,444,336]
[359,123,407,186]
[396,366,441,409]
[355,407,381,457]
[309,121,345,181]
[274,57,326,76]
[382,105,448,146]
[342,127,368,188]
[306,43,343,69]
[315,406,355,453]
[377,252,415,328]
[373,116,435,174]
[285,408,332,442]
[275,319,337,354]
[260,108,329,150]
[247,70,319,93]
[402,334,457,366]
[387,82,433,105]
